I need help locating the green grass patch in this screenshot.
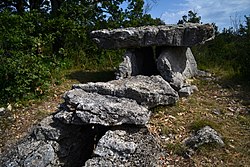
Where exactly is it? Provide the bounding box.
[189,119,220,132]
[165,143,188,155]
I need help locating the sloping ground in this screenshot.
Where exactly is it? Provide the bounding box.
[149,76,250,166]
[1,70,250,166]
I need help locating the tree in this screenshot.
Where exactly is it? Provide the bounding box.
[144,0,158,14]
[0,0,28,13]
[178,10,201,24]
[239,15,250,37]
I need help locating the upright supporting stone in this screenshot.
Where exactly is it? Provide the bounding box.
[116,47,158,79]
[157,47,197,90]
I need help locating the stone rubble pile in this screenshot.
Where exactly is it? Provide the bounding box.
[1,75,172,166]
[0,24,215,166]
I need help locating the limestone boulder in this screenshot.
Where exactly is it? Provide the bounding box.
[157,47,197,90]
[0,116,97,167]
[54,89,150,126]
[115,50,138,79]
[184,126,225,149]
[90,24,214,49]
[73,75,179,108]
[85,128,165,167]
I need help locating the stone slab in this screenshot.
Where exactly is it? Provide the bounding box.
[90,23,214,49]
[73,75,179,108]
[54,89,150,126]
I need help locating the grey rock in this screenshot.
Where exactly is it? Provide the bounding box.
[73,75,179,108]
[32,116,64,141]
[197,70,212,77]
[115,47,159,79]
[0,107,6,116]
[184,126,225,149]
[93,130,137,159]
[1,139,59,167]
[115,49,138,79]
[54,89,150,126]
[85,128,165,167]
[23,144,55,167]
[179,85,198,97]
[157,47,197,90]
[90,24,214,49]
[85,158,113,167]
[0,116,98,167]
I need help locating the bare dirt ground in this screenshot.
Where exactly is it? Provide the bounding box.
[1,70,250,166]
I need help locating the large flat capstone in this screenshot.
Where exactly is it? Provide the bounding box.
[90,23,214,49]
[73,75,179,108]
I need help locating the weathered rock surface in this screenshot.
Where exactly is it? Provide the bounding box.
[91,24,215,49]
[85,128,166,167]
[184,126,225,149]
[0,116,97,167]
[115,48,158,79]
[115,50,138,79]
[157,47,198,90]
[54,89,150,126]
[73,75,179,108]
[0,107,6,116]
[178,85,198,97]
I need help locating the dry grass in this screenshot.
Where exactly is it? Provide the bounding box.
[149,76,250,166]
[1,70,249,166]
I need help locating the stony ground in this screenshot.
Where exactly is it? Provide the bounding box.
[0,69,250,166]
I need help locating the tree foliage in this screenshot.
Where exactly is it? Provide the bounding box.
[0,0,163,105]
[192,15,250,79]
[177,10,201,24]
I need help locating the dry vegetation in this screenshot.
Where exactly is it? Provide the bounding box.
[149,75,250,166]
[1,70,250,166]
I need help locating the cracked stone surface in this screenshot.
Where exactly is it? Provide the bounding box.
[85,128,166,167]
[184,126,225,149]
[73,75,179,108]
[54,89,150,126]
[90,24,214,49]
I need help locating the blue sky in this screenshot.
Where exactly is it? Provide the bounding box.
[147,0,250,30]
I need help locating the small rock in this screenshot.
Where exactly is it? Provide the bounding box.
[197,70,212,77]
[184,126,224,149]
[0,107,6,116]
[211,109,221,115]
[178,85,198,97]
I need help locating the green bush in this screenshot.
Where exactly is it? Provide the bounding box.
[193,15,250,80]
[0,1,164,105]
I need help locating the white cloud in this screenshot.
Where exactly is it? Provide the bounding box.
[161,0,250,29]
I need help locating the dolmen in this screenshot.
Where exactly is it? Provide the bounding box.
[91,23,214,91]
[0,24,214,167]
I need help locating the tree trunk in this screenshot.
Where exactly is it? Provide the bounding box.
[50,0,63,14]
[29,0,41,10]
[15,0,25,13]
